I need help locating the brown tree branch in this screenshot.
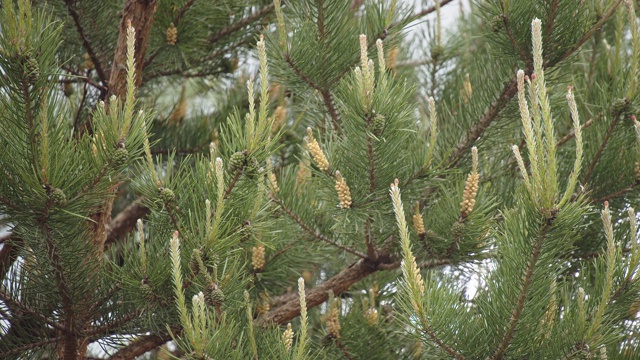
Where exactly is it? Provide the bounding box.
[107,329,178,360]
[207,4,275,45]
[271,197,367,258]
[105,200,150,247]
[106,0,158,100]
[447,0,623,170]
[490,215,553,359]
[63,0,109,85]
[256,257,385,326]
[90,0,158,263]
[284,54,341,132]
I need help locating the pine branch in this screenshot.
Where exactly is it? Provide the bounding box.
[0,234,19,286]
[582,114,623,185]
[207,3,276,45]
[448,0,623,170]
[62,66,108,92]
[151,145,207,155]
[547,0,624,66]
[0,289,67,333]
[63,0,109,85]
[284,54,341,131]
[490,214,554,360]
[42,222,78,359]
[446,74,521,169]
[498,0,529,64]
[421,322,466,360]
[107,329,177,360]
[271,196,367,258]
[335,338,355,360]
[0,337,63,357]
[593,180,640,203]
[402,0,455,25]
[142,0,198,68]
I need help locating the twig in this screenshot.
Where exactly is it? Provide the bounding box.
[0,289,66,333]
[498,1,529,63]
[208,4,275,45]
[582,113,622,184]
[548,0,624,66]
[284,54,341,132]
[593,181,640,203]
[151,145,207,155]
[490,215,554,359]
[271,197,367,258]
[107,329,178,360]
[335,338,355,360]
[0,337,63,357]
[556,118,594,147]
[446,74,521,169]
[73,77,89,134]
[63,0,108,85]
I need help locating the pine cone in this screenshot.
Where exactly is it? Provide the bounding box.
[490,15,504,33]
[204,283,224,307]
[112,148,129,168]
[228,151,247,173]
[450,221,465,242]
[49,188,67,206]
[611,98,630,117]
[371,113,386,136]
[159,187,176,204]
[140,279,155,302]
[23,53,40,84]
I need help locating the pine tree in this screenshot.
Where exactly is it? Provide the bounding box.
[1,0,639,359]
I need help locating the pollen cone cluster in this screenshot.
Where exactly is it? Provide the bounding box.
[282,323,294,351]
[306,128,329,171]
[334,171,352,209]
[252,244,266,271]
[460,172,479,217]
[412,202,426,235]
[460,147,480,218]
[166,23,178,45]
[325,298,341,339]
[257,291,270,315]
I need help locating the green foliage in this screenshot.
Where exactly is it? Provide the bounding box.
[1,0,640,359]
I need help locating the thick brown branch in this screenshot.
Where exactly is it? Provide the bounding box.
[106,0,158,100]
[104,199,150,247]
[63,0,109,84]
[259,255,457,327]
[108,329,177,360]
[91,0,158,264]
[256,257,382,326]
